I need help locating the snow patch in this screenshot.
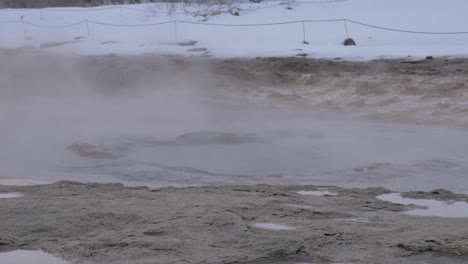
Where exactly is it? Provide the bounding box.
[1,0,468,59]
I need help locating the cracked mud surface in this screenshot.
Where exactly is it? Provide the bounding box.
[1,182,468,264]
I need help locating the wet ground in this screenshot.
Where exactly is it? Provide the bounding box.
[1,182,468,264]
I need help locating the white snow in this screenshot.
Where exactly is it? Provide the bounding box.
[377,193,468,218]
[254,222,297,230]
[0,192,23,198]
[297,190,337,196]
[1,0,468,59]
[0,250,67,264]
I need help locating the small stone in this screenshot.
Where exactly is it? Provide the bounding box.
[296,53,308,57]
[101,41,118,45]
[426,56,434,60]
[343,38,356,46]
[188,48,208,52]
[302,40,310,45]
[229,8,240,16]
[177,40,198,46]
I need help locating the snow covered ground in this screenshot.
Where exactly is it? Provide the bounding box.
[1,0,468,59]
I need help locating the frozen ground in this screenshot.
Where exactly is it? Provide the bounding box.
[0,0,468,59]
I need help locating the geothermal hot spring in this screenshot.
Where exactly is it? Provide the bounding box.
[1,51,468,193]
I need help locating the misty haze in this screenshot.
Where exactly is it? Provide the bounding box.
[1,1,468,264]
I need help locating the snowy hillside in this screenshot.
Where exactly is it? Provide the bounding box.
[1,0,468,59]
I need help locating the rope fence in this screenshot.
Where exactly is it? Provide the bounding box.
[2,18,468,34]
[1,0,468,47]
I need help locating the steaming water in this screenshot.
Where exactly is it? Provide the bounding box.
[2,96,468,192]
[1,52,468,193]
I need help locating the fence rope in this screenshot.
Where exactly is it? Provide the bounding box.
[88,20,174,27]
[344,19,468,35]
[24,20,85,28]
[2,18,468,35]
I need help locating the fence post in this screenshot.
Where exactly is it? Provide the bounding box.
[174,20,178,42]
[40,9,43,20]
[302,20,309,44]
[21,20,27,39]
[343,19,349,38]
[120,6,123,17]
[86,20,90,37]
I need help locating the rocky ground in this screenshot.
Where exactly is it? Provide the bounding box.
[1,182,468,264]
[213,56,468,129]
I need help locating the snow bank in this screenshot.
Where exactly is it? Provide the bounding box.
[1,1,467,59]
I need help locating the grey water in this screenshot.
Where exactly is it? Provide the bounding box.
[3,97,468,193]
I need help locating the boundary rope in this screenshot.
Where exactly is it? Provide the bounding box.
[345,19,468,35]
[2,18,468,35]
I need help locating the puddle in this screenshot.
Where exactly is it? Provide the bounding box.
[297,190,337,196]
[253,223,297,230]
[404,253,468,264]
[333,218,371,223]
[284,204,314,209]
[0,250,67,264]
[0,192,23,198]
[377,193,468,218]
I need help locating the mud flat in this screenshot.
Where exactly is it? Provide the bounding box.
[1,182,468,264]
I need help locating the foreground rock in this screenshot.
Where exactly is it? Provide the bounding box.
[0,182,467,263]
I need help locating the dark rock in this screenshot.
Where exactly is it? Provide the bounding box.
[302,40,310,45]
[229,8,240,16]
[188,48,208,52]
[426,56,434,60]
[296,53,308,57]
[40,41,79,48]
[176,40,198,46]
[101,41,118,45]
[343,38,356,46]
